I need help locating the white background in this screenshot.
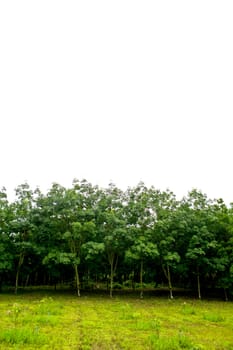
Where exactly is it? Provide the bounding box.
[0,1,233,203]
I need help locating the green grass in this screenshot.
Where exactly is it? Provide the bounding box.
[0,292,233,349]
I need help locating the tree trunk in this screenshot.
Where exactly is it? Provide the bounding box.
[24,274,30,287]
[74,264,81,297]
[197,266,201,299]
[162,263,173,299]
[110,259,113,298]
[140,259,144,299]
[167,263,173,299]
[223,288,228,302]
[15,252,24,294]
[108,253,118,298]
[131,269,135,290]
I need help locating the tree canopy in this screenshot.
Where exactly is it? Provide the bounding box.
[0,180,233,299]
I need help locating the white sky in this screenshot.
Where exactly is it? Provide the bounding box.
[0,1,233,204]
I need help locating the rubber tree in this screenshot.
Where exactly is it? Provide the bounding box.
[64,221,95,296]
[218,203,233,300]
[124,182,159,297]
[37,180,98,289]
[150,188,180,299]
[97,183,127,297]
[34,183,72,286]
[184,189,218,299]
[10,183,35,294]
[125,234,158,298]
[157,229,180,299]
[0,188,14,289]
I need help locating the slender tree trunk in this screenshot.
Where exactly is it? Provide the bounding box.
[140,259,144,299]
[74,264,81,297]
[108,253,118,298]
[223,288,228,302]
[167,264,173,299]
[197,266,201,299]
[106,274,109,291]
[24,274,30,287]
[162,263,173,299]
[110,259,114,298]
[131,269,135,290]
[15,252,24,294]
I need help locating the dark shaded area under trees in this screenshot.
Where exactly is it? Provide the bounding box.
[0,180,233,300]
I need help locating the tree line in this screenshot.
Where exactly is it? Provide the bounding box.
[0,179,233,299]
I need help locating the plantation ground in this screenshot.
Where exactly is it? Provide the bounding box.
[0,291,233,349]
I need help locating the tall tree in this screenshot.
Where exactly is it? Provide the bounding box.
[211,199,233,300]
[35,183,72,286]
[10,183,34,294]
[151,188,179,299]
[97,183,127,297]
[0,188,14,289]
[64,221,95,296]
[124,183,159,297]
[184,190,218,299]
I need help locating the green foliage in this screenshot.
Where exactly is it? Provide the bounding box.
[43,251,77,266]
[83,241,105,260]
[1,180,233,296]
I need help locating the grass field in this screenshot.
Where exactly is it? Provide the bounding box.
[0,291,233,349]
